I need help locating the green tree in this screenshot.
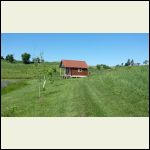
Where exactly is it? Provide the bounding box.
[21,53,31,64]
[125,59,131,66]
[96,64,111,70]
[103,64,111,69]
[96,64,101,70]
[5,54,14,63]
[137,63,140,66]
[40,52,44,63]
[143,60,149,65]
[34,52,55,98]
[116,64,120,67]
[1,56,4,60]
[32,57,40,64]
[131,59,134,66]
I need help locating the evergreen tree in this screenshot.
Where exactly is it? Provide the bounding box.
[131,59,134,66]
[125,59,131,66]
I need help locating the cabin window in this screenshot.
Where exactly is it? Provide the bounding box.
[78,68,82,72]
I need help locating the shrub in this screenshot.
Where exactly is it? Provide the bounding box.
[96,64,111,70]
[116,64,121,67]
[5,54,14,63]
[96,64,101,70]
[143,60,149,65]
[32,57,40,64]
[103,64,111,69]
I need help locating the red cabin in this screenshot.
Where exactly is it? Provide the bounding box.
[59,59,89,78]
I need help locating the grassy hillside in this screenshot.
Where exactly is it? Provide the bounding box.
[1,60,149,117]
[1,60,60,79]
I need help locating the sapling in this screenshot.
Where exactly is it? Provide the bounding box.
[34,55,54,97]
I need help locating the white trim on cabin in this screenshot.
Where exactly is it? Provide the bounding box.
[71,75,87,78]
[63,75,87,78]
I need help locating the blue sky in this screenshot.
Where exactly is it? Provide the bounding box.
[1,33,149,66]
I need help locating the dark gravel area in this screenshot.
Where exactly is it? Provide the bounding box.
[1,80,12,88]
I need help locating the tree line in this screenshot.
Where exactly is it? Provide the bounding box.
[96,64,111,71]
[116,59,149,67]
[96,58,149,71]
[1,53,44,64]
[1,54,149,68]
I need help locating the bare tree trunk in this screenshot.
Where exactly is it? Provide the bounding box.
[39,83,40,98]
[42,75,46,90]
[43,80,46,89]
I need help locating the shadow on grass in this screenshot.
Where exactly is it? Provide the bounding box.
[52,83,64,87]
[36,90,61,100]
[1,81,28,95]
[44,90,61,96]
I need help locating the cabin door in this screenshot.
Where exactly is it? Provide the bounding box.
[66,68,69,75]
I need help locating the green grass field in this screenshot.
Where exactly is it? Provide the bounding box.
[1,60,149,117]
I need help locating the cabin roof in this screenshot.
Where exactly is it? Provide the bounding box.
[60,60,88,68]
